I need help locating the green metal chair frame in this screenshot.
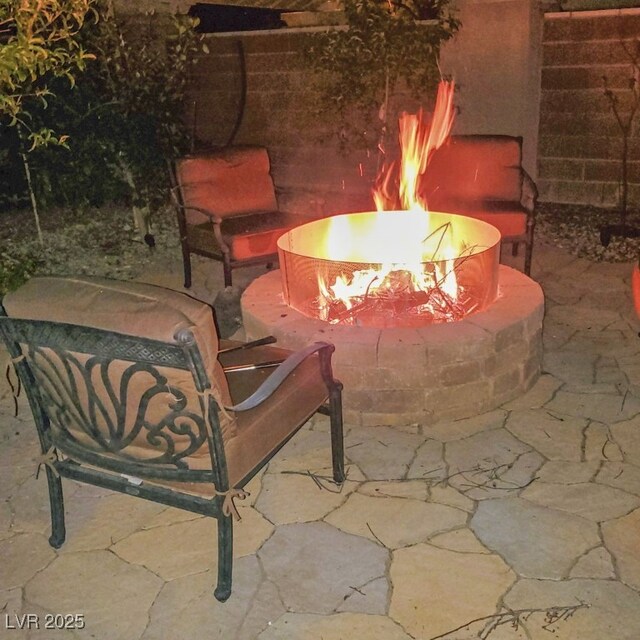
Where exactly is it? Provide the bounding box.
[0,304,344,602]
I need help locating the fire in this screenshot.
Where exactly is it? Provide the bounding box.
[317,81,470,326]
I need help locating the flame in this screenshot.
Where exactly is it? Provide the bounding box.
[319,80,464,325]
[374,80,456,211]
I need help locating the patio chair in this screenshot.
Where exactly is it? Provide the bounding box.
[0,276,344,602]
[420,135,538,275]
[170,146,320,288]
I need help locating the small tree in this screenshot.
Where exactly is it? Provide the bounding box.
[0,0,94,242]
[306,0,459,159]
[7,2,205,239]
[599,36,640,247]
[80,3,204,239]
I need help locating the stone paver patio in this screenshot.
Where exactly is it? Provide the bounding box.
[1,240,640,639]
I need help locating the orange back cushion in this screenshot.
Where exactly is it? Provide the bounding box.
[420,135,524,210]
[177,147,278,223]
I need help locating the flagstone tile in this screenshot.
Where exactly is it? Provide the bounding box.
[344,427,426,480]
[358,479,429,501]
[257,522,388,614]
[610,415,640,465]
[254,466,361,525]
[428,528,491,554]
[257,613,412,640]
[505,409,586,461]
[406,438,446,481]
[536,460,600,484]
[501,374,563,410]
[444,429,544,499]
[142,556,285,640]
[471,498,600,579]
[325,492,466,549]
[389,544,515,639]
[0,533,55,591]
[0,588,27,640]
[503,578,640,639]
[543,349,598,385]
[545,391,640,424]
[584,422,624,462]
[0,499,13,541]
[336,576,389,614]
[26,550,162,640]
[597,462,640,496]
[58,494,167,553]
[545,305,622,331]
[429,484,476,512]
[522,481,640,522]
[570,547,616,579]
[111,507,272,580]
[602,508,640,591]
[421,409,507,442]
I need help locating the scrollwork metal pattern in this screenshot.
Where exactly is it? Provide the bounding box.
[26,343,209,470]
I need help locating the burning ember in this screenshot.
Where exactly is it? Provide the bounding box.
[277,81,501,328]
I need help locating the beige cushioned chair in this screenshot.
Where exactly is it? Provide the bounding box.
[0,276,344,601]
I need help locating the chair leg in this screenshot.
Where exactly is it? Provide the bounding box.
[214,515,233,602]
[223,258,233,288]
[524,241,533,276]
[182,245,192,289]
[329,384,345,484]
[45,467,66,548]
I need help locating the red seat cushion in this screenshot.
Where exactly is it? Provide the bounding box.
[222,211,319,261]
[633,263,640,319]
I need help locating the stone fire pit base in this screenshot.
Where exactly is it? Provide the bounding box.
[241,266,544,426]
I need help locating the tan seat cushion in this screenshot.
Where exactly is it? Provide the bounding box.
[224,352,329,486]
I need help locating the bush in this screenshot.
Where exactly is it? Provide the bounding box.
[0,249,41,295]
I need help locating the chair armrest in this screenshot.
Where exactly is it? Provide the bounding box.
[521,169,538,215]
[226,341,333,412]
[170,186,224,224]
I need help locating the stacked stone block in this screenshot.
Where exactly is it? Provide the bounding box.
[242,266,544,426]
[539,8,640,207]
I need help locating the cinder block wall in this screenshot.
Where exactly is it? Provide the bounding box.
[539,8,640,207]
[188,0,544,216]
[188,30,378,217]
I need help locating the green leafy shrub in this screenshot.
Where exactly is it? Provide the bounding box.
[0,248,40,295]
[1,4,204,223]
[306,0,459,151]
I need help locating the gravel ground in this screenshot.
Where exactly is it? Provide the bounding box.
[0,204,182,288]
[536,202,640,263]
[1,201,638,295]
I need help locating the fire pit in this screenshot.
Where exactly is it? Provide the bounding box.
[277,210,501,328]
[241,80,543,425]
[241,266,543,426]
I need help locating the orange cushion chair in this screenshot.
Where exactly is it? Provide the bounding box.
[171,146,320,288]
[419,135,538,275]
